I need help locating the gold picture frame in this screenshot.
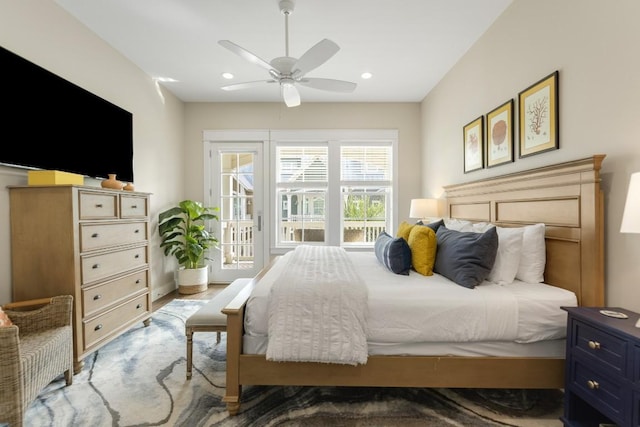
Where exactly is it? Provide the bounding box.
[518,71,559,158]
[486,99,514,168]
[463,116,484,173]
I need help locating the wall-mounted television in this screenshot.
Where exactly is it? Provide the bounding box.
[0,45,134,183]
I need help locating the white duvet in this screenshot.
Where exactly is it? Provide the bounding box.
[266,245,368,365]
[245,250,577,345]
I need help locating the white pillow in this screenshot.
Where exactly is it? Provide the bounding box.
[444,218,473,232]
[487,226,524,284]
[516,223,546,283]
[472,222,495,233]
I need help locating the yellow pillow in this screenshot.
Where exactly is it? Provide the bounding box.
[407,225,437,276]
[396,221,414,241]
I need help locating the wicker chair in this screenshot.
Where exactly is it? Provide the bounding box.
[0,295,74,427]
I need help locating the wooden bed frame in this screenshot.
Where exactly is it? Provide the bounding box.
[221,155,606,415]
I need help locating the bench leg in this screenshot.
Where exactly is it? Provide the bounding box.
[217,331,221,343]
[186,328,194,380]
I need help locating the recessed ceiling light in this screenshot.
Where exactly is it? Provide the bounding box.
[361,72,372,79]
[222,72,234,79]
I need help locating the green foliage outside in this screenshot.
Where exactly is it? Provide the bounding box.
[343,194,385,220]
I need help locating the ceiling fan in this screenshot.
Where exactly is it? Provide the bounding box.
[218,0,357,108]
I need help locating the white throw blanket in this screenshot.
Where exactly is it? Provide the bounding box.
[266,245,368,365]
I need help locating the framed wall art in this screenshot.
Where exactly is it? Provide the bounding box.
[518,70,559,158]
[463,116,484,173]
[486,99,514,168]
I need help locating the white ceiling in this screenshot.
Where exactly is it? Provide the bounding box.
[54,0,512,104]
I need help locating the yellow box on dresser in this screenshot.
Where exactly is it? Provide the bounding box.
[8,184,152,374]
[27,170,84,185]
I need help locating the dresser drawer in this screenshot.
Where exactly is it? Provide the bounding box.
[82,269,149,317]
[120,195,149,218]
[572,319,628,376]
[80,222,148,252]
[83,294,149,349]
[569,358,628,426]
[81,246,148,285]
[79,191,118,219]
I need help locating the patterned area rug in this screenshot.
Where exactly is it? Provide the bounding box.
[26,299,564,426]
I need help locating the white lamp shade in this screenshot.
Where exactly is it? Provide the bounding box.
[621,172,640,233]
[409,198,438,219]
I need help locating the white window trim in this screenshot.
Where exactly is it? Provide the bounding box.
[270,129,398,251]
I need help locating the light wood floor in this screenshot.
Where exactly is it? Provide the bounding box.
[152,284,228,312]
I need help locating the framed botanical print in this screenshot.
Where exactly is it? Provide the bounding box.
[518,71,559,158]
[486,99,514,168]
[463,116,484,173]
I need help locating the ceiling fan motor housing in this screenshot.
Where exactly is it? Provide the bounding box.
[279,0,295,15]
[219,0,355,107]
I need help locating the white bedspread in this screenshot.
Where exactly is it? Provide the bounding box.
[246,251,577,347]
[265,245,368,365]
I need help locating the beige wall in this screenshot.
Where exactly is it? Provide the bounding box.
[0,0,185,302]
[422,0,640,310]
[183,102,421,217]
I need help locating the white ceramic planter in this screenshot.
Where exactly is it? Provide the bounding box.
[177,266,208,295]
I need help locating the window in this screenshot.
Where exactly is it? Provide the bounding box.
[272,130,397,248]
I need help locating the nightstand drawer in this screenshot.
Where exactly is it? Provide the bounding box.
[570,359,628,426]
[572,319,627,376]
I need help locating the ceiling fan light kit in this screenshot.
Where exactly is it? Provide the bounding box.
[218,0,356,107]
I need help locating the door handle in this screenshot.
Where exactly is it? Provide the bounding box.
[257,214,262,232]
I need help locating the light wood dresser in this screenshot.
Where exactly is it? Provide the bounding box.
[9,185,152,373]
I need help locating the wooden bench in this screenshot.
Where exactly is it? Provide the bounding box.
[185,278,251,379]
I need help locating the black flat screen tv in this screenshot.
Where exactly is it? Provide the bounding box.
[0,45,134,183]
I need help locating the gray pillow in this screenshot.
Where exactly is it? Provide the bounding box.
[374,231,412,275]
[434,226,498,288]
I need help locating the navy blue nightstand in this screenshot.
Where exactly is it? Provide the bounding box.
[562,306,640,427]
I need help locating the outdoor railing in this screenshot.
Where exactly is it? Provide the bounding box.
[220,219,386,263]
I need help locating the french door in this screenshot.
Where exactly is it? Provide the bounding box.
[205,136,267,284]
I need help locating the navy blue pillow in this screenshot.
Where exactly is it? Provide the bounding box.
[374,232,412,275]
[417,218,444,233]
[434,226,498,288]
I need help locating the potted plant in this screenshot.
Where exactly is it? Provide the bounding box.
[159,200,219,294]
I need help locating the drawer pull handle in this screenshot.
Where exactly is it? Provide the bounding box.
[91,233,99,238]
[588,340,601,350]
[95,204,103,208]
[587,380,599,390]
[135,254,140,259]
[136,304,142,309]
[92,264,100,269]
[135,279,141,284]
[94,324,103,331]
[134,229,140,233]
[93,294,101,300]
[131,205,138,209]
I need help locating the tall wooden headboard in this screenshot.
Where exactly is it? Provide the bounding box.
[443,155,605,307]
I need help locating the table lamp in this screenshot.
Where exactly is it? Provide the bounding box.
[620,172,640,326]
[621,172,640,234]
[409,198,438,223]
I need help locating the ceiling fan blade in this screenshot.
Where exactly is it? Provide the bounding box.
[292,39,340,77]
[221,80,276,91]
[298,78,357,93]
[218,40,274,72]
[282,84,300,107]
